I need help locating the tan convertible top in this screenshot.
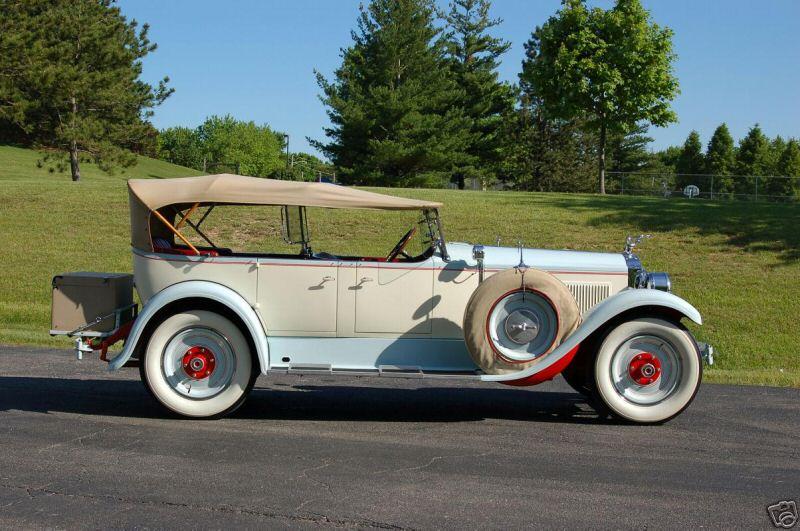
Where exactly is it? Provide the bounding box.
[128,174,442,250]
[128,174,442,212]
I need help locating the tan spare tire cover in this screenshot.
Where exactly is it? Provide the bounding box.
[463,268,581,375]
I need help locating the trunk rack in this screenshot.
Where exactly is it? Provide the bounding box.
[49,303,138,360]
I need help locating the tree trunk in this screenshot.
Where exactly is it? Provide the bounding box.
[598,121,606,195]
[69,140,81,182]
[69,96,80,181]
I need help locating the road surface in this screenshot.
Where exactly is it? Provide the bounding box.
[0,346,798,528]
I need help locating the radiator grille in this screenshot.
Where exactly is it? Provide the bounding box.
[565,282,612,315]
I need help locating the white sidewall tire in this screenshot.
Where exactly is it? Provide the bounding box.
[594,317,701,423]
[143,310,254,418]
[463,268,581,375]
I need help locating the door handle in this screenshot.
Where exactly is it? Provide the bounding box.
[359,277,373,283]
[321,276,335,282]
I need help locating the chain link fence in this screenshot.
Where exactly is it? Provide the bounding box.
[606,172,800,202]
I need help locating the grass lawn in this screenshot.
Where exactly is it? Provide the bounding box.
[1,144,798,386]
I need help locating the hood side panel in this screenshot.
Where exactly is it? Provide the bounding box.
[446,242,628,274]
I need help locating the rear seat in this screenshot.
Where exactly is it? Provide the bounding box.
[152,238,220,257]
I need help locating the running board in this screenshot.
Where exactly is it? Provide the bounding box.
[268,364,482,380]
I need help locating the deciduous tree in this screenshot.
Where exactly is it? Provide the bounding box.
[198,115,284,177]
[157,116,285,177]
[157,127,205,170]
[521,0,679,193]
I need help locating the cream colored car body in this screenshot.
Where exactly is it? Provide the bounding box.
[113,239,689,380]
[133,243,629,339]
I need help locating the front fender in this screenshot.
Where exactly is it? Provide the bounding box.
[107,280,269,372]
[482,288,702,383]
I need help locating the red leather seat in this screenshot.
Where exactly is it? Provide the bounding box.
[152,238,220,257]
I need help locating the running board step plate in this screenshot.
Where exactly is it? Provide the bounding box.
[268,365,482,380]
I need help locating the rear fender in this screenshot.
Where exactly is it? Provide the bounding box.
[107,281,269,372]
[482,288,702,384]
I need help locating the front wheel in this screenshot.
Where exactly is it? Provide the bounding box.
[141,310,257,418]
[593,317,702,424]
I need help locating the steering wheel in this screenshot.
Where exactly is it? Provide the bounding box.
[386,226,417,262]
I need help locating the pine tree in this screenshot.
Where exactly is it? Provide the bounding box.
[313,0,471,186]
[607,124,654,173]
[656,146,682,173]
[675,131,704,189]
[767,139,800,199]
[442,0,514,188]
[767,136,787,175]
[705,123,736,195]
[735,124,770,197]
[500,95,595,193]
[0,0,172,181]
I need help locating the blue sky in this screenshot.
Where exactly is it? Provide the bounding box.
[120,0,800,157]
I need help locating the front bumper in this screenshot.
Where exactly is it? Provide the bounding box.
[698,342,714,365]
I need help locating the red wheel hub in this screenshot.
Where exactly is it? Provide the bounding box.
[628,352,661,385]
[182,346,216,380]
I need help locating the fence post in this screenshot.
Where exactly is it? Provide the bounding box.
[755,175,759,201]
[621,174,625,195]
[710,175,714,200]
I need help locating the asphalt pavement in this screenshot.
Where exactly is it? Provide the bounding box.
[0,345,798,529]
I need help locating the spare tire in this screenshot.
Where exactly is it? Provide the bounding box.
[463,268,581,375]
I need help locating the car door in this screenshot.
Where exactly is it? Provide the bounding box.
[353,259,434,335]
[257,258,339,334]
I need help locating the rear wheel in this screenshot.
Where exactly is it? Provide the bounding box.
[140,310,257,418]
[593,317,701,423]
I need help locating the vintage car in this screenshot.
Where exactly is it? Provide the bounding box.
[51,174,712,423]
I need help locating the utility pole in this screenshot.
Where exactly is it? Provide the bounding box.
[283,133,289,179]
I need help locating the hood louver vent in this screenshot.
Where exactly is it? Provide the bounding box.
[564,282,612,315]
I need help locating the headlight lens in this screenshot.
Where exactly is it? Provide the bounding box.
[638,271,672,292]
[624,252,671,292]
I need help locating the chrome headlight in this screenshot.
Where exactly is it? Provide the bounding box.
[638,271,672,292]
[625,251,671,292]
[625,253,643,288]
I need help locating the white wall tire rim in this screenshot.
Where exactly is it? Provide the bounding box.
[595,318,701,423]
[144,310,253,418]
[609,334,681,405]
[487,291,558,362]
[162,327,236,400]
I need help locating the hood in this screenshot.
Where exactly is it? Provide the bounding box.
[445,242,628,274]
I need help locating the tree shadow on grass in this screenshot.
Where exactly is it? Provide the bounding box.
[539,194,800,265]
